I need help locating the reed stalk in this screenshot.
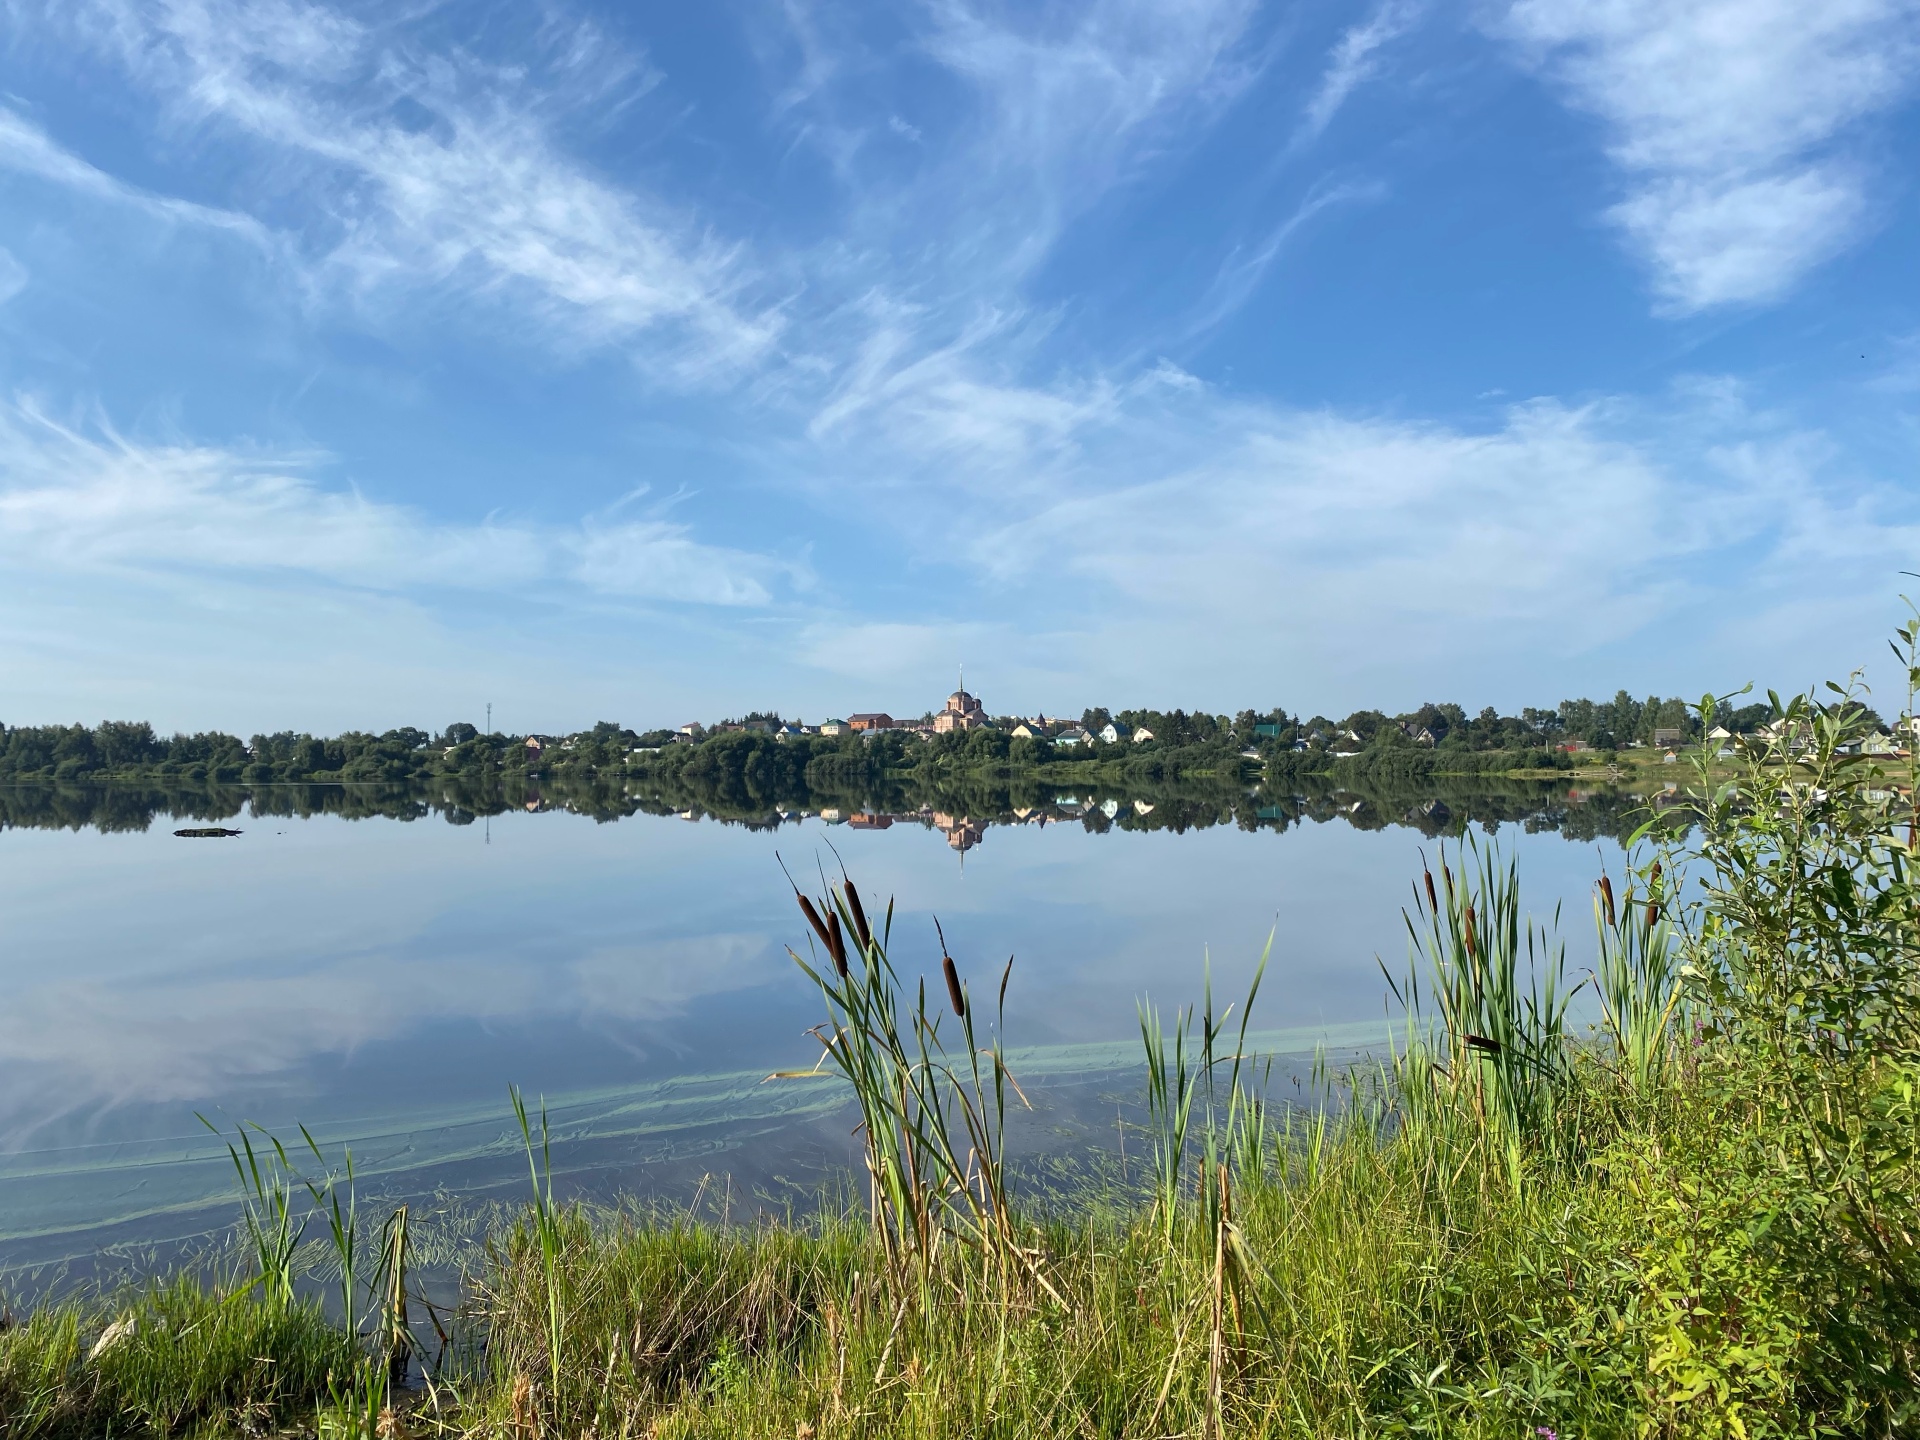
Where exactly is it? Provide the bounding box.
[1593,853,1686,1093]
[510,1085,566,1428]
[775,877,1038,1299]
[201,1118,306,1311]
[1387,837,1576,1185]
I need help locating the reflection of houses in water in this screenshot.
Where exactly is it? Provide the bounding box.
[931,812,986,852]
[846,812,894,830]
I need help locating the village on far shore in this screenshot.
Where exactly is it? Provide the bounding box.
[622,682,1912,765]
[666,685,1154,749]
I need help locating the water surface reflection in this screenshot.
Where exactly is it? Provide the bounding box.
[0,779,1658,1269]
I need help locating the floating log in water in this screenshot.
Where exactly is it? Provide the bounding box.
[172,827,243,838]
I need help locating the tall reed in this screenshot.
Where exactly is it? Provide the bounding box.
[1387,837,1576,1183]
[775,876,1036,1296]
[201,1118,306,1310]
[1593,850,1686,1093]
[510,1085,566,1421]
[1137,940,1270,1245]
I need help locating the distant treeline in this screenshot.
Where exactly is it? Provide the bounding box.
[1086,689,1774,756]
[0,687,1774,788]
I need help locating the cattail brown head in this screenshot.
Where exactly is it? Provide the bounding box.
[1463,904,1477,959]
[826,911,848,977]
[797,894,832,952]
[942,955,966,1018]
[1423,868,1438,914]
[844,879,873,953]
[1646,899,1659,930]
[1599,875,1616,927]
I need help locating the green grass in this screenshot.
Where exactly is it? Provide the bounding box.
[0,1275,357,1438]
[9,1054,1899,1438]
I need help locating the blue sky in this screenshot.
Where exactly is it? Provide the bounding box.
[2,0,1918,733]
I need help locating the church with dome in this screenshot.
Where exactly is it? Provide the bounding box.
[932,679,987,733]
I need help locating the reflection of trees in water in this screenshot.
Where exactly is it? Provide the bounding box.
[0,771,1681,844]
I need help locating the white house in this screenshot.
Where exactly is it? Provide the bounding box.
[1099,721,1130,744]
[1133,727,1155,743]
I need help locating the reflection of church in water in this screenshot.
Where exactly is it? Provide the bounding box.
[932,811,986,853]
[932,673,987,853]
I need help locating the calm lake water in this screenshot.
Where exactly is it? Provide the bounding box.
[0,785,1643,1274]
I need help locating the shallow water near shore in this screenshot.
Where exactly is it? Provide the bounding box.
[0,783,1641,1275]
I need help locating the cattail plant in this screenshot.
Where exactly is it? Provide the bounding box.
[1387,838,1577,1185]
[1594,854,1685,1093]
[1137,938,1271,1247]
[775,875,1038,1298]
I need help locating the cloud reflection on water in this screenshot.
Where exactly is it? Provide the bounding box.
[0,799,1623,1150]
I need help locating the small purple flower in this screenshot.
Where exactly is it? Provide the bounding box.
[1536,1430,1559,1440]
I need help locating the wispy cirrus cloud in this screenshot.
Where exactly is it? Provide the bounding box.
[767,0,1268,391]
[0,248,26,305]
[1181,178,1387,339]
[0,399,787,605]
[22,0,782,378]
[1491,0,1920,311]
[0,105,276,247]
[1293,0,1424,149]
[919,0,1263,257]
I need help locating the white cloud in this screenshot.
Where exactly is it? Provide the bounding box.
[28,0,780,376]
[0,105,275,246]
[795,355,1917,707]
[917,0,1262,273]
[1492,0,1920,310]
[1294,0,1424,147]
[0,398,782,605]
[0,247,25,304]
[759,0,1263,355]
[576,522,780,606]
[1182,179,1387,338]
